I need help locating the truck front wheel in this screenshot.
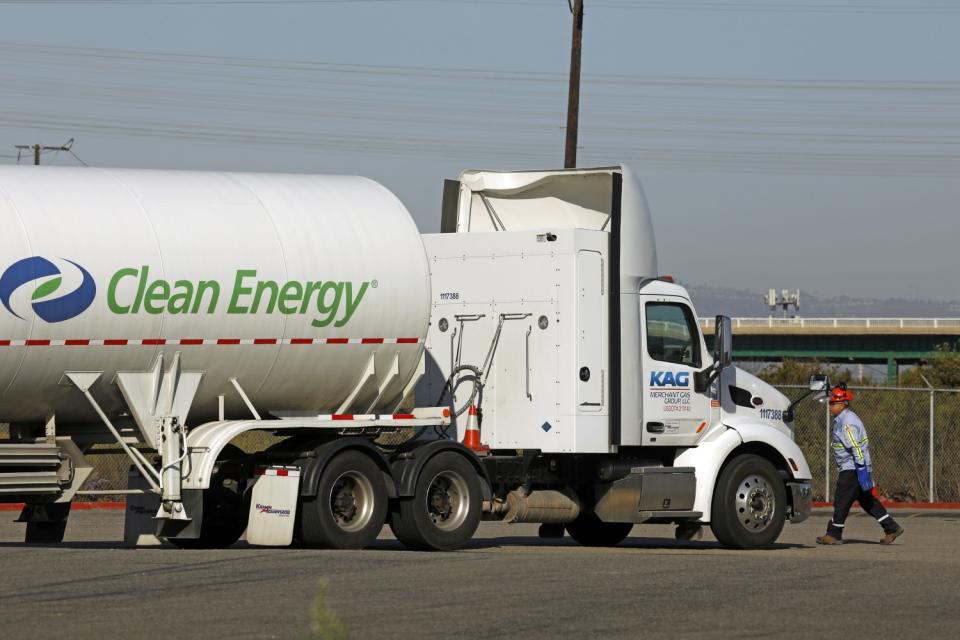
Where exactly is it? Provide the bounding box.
[710,454,786,549]
[389,452,481,551]
[565,513,633,547]
[298,450,388,549]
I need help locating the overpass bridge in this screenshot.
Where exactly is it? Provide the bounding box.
[699,318,960,384]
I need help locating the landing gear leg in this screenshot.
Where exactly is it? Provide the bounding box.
[20,502,72,544]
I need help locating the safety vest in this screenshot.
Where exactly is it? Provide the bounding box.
[831,408,872,471]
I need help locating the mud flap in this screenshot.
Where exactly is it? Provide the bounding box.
[787,481,812,524]
[246,466,300,546]
[124,468,163,547]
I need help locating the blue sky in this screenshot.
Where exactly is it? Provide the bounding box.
[1,0,957,302]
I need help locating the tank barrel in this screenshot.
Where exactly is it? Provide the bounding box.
[0,166,431,432]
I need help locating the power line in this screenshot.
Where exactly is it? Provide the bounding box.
[0,0,957,13]
[68,149,89,166]
[0,39,955,176]
[2,41,959,93]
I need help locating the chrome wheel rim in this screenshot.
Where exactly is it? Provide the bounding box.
[329,470,376,533]
[425,470,470,531]
[734,473,776,533]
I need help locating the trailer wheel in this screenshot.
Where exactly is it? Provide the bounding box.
[710,454,786,549]
[389,452,481,551]
[170,445,248,549]
[565,513,633,547]
[299,450,388,549]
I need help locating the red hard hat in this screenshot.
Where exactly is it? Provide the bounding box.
[830,385,853,404]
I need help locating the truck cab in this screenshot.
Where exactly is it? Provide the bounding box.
[419,164,813,548]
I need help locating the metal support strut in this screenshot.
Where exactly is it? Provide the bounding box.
[230,377,262,421]
[480,313,532,386]
[64,372,161,492]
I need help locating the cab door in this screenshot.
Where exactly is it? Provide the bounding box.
[640,296,712,447]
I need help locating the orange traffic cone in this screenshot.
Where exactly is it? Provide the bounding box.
[462,404,489,454]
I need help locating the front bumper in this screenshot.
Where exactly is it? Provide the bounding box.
[787,481,812,524]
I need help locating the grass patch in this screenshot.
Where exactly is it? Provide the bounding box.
[306,579,348,640]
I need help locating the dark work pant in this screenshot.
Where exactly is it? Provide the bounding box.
[827,470,899,538]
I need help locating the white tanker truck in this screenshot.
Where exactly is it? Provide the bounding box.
[0,164,815,550]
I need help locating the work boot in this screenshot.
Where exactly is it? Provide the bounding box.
[880,526,904,545]
[816,534,842,545]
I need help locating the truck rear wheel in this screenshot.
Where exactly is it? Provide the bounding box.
[710,454,786,549]
[299,450,388,549]
[389,452,481,551]
[170,445,248,549]
[565,513,633,547]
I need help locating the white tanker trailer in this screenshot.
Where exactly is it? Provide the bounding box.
[0,164,816,550]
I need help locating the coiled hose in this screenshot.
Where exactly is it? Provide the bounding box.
[379,364,484,448]
[432,364,484,438]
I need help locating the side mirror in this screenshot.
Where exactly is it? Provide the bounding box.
[809,374,829,392]
[785,373,833,422]
[715,315,733,370]
[695,315,733,393]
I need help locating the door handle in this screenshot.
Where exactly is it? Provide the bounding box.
[525,325,532,401]
[646,422,665,434]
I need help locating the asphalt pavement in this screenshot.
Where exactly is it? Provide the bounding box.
[0,509,957,639]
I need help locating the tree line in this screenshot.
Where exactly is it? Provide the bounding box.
[755,341,960,388]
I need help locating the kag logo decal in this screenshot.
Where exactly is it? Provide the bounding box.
[0,257,96,323]
[649,371,690,388]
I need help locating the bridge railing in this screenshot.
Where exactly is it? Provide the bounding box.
[699,317,960,330]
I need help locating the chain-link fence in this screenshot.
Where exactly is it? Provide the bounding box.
[0,424,285,501]
[70,431,286,501]
[3,386,959,502]
[780,385,960,502]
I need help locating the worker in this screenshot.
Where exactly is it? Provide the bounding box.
[816,384,904,545]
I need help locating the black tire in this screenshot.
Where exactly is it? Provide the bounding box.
[710,454,787,549]
[565,513,633,547]
[298,450,388,549]
[170,445,247,549]
[389,452,481,551]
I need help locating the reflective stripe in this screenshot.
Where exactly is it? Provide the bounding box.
[845,425,866,464]
[878,514,890,522]
[830,520,845,528]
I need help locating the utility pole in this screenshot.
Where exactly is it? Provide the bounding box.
[564,0,584,169]
[14,139,75,166]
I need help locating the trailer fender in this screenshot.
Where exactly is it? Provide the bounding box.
[298,439,396,499]
[390,441,492,501]
[183,421,395,498]
[184,421,273,490]
[674,422,809,523]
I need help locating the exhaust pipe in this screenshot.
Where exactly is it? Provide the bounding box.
[487,489,581,524]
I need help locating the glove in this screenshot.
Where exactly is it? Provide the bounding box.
[856,465,874,492]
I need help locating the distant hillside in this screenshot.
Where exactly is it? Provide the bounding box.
[685,283,960,318]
